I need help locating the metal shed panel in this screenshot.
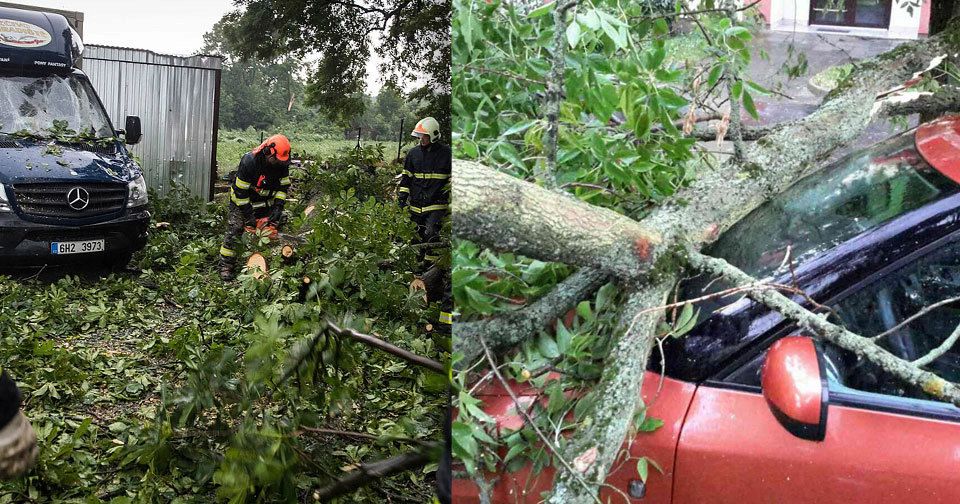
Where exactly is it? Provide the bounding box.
[82,45,222,200]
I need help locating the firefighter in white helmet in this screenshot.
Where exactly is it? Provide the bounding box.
[399,117,452,333]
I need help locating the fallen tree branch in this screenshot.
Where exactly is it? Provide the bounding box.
[453,160,662,278]
[874,86,960,118]
[326,320,446,374]
[913,323,960,367]
[313,446,437,502]
[454,268,608,368]
[548,281,672,503]
[871,294,960,341]
[688,250,960,406]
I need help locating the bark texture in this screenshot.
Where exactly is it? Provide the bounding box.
[453,160,662,278]
[455,268,608,367]
[547,281,672,503]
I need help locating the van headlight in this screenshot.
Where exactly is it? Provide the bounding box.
[0,185,10,212]
[127,174,148,207]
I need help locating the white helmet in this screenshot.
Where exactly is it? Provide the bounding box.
[411,117,441,141]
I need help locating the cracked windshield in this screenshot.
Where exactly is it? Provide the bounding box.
[0,73,113,138]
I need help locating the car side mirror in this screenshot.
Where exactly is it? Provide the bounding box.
[124,116,142,145]
[761,336,828,441]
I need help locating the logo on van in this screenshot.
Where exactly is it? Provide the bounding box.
[67,187,90,211]
[0,19,52,48]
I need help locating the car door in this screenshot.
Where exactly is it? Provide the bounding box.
[672,233,960,503]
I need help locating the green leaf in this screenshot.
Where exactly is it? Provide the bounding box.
[639,416,664,432]
[578,10,601,30]
[600,18,626,49]
[746,79,772,95]
[452,421,479,459]
[731,80,743,100]
[724,26,752,40]
[566,21,582,48]
[502,120,537,137]
[555,321,573,353]
[595,282,616,312]
[707,64,724,88]
[637,457,649,483]
[576,300,594,322]
[527,2,554,18]
[537,332,560,358]
[653,18,669,35]
[742,90,759,120]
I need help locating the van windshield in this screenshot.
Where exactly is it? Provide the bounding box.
[0,73,113,139]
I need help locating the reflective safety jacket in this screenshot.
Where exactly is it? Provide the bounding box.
[399,142,451,216]
[229,152,291,223]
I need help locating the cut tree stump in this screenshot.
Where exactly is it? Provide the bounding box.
[246,253,269,280]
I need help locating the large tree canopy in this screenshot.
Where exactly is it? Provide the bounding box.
[219,0,451,138]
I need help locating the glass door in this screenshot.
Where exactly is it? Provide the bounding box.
[810,0,891,28]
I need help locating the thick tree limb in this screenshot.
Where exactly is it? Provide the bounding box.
[874,86,960,118]
[454,268,608,368]
[685,122,780,141]
[453,160,662,278]
[688,251,960,406]
[548,281,672,503]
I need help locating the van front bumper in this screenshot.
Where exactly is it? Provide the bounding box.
[0,208,150,266]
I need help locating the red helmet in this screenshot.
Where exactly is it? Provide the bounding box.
[253,134,291,162]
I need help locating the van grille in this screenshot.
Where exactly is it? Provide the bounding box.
[12,182,127,220]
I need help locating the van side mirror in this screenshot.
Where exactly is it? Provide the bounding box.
[761,336,828,441]
[123,116,142,145]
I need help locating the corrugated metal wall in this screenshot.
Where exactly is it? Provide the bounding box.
[82,45,222,199]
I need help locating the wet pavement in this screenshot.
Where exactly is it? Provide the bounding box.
[720,29,916,160]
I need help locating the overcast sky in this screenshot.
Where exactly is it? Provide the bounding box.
[11,0,386,93]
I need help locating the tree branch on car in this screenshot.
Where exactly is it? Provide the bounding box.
[455,268,608,368]
[455,17,960,504]
[687,251,960,406]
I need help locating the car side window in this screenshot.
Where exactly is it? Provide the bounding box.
[826,243,960,400]
[723,239,960,398]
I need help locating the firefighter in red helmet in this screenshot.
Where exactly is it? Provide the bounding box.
[219,134,293,281]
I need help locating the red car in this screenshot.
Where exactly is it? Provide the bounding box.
[455,116,960,503]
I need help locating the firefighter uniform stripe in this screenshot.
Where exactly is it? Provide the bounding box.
[274,191,287,200]
[401,170,412,177]
[219,246,235,257]
[439,312,452,324]
[251,201,267,208]
[230,189,250,205]
[413,172,450,180]
[398,187,410,193]
[425,254,439,262]
[409,204,449,213]
[234,178,251,189]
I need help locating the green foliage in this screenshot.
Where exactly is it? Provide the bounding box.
[0,148,446,502]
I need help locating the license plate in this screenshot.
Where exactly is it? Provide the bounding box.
[50,239,104,255]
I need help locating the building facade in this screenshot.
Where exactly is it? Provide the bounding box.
[758,0,932,38]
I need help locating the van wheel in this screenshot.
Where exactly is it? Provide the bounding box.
[102,252,133,272]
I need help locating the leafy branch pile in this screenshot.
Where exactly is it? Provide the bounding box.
[0,146,448,503]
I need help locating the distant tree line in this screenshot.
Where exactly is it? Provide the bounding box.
[202,18,421,141]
